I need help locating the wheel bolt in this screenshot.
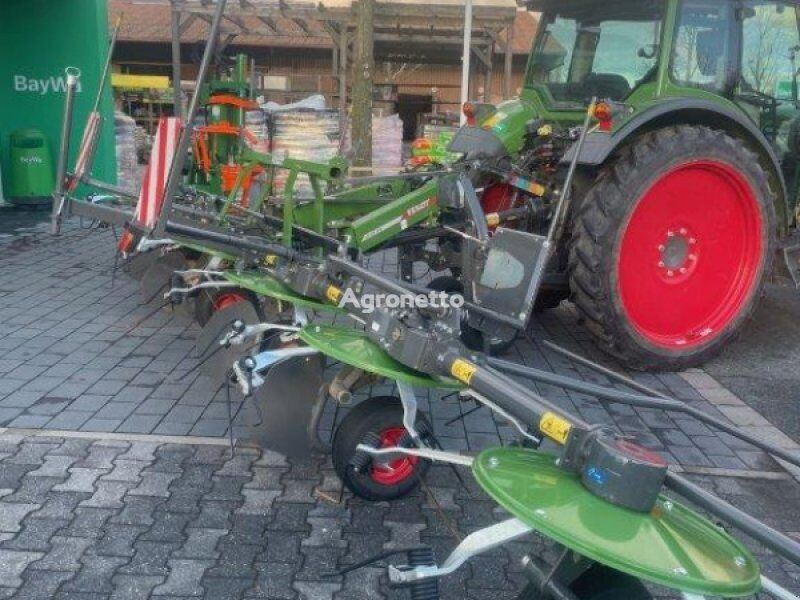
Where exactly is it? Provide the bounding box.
[680,267,687,274]
[689,254,697,261]
[689,238,696,245]
[667,230,675,237]
[658,244,665,251]
[667,270,674,277]
[658,261,665,268]
[679,228,688,235]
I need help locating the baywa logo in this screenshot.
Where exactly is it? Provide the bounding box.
[338,288,464,314]
[14,74,82,95]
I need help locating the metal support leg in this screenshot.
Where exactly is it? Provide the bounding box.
[396,381,420,442]
[51,67,81,235]
[388,518,532,583]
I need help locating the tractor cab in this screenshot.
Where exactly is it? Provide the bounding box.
[523,0,800,166]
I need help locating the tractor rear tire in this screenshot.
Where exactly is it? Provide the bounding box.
[568,126,775,371]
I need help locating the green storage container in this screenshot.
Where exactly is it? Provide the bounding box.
[7,128,54,206]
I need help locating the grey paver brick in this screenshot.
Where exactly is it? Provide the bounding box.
[53,468,106,494]
[0,502,39,533]
[101,459,148,484]
[116,414,162,434]
[86,379,128,396]
[116,442,160,463]
[81,418,124,432]
[61,554,129,594]
[59,507,117,539]
[8,414,52,428]
[128,471,180,498]
[152,422,193,436]
[0,391,43,408]
[92,402,137,421]
[174,528,226,560]
[110,574,166,600]
[0,407,24,425]
[236,489,281,516]
[0,549,44,587]
[151,559,214,596]
[25,535,90,571]
[94,524,148,558]
[133,397,176,416]
[12,569,74,600]
[46,411,93,430]
[66,395,111,412]
[79,480,136,509]
[0,516,69,552]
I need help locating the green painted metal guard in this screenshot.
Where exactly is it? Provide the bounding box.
[473,448,760,597]
[348,179,440,251]
[298,324,463,390]
[223,270,340,312]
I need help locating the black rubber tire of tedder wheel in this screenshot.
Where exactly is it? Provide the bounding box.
[332,397,432,501]
[568,126,776,371]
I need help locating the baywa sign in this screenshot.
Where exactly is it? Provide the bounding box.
[13,74,82,95]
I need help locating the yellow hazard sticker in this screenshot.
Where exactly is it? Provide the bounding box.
[482,114,501,129]
[325,285,343,304]
[529,182,546,197]
[264,254,278,266]
[450,359,477,384]
[539,412,572,444]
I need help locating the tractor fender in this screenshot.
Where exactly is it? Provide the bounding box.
[563,99,789,227]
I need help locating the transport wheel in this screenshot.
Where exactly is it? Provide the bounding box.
[194,287,263,327]
[332,396,432,501]
[427,276,517,355]
[568,126,775,370]
[517,564,652,600]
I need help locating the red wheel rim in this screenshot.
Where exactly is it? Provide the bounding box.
[617,160,763,350]
[369,426,418,485]
[213,292,246,312]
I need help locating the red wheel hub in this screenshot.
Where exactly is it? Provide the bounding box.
[617,160,763,350]
[369,426,418,486]
[213,292,246,312]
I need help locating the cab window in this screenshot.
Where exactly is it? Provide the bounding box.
[671,0,736,93]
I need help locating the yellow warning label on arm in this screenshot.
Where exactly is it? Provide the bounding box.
[264,254,278,266]
[529,182,546,197]
[325,285,343,304]
[539,412,572,444]
[450,359,477,384]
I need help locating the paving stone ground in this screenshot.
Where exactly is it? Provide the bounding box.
[0,218,798,599]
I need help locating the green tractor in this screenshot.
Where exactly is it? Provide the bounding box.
[455,0,800,370]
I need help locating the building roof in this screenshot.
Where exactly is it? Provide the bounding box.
[109,1,536,53]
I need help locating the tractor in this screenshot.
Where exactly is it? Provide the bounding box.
[450,0,800,370]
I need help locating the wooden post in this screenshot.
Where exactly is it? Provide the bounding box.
[503,21,514,100]
[485,42,494,102]
[351,0,374,170]
[339,27,348,138]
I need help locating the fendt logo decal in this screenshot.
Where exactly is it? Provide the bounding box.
[13,74,83,95]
